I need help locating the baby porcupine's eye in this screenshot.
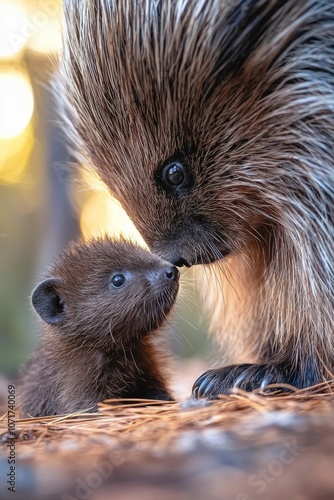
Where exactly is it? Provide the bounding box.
[110,274,126,288]
[156,160,193,194]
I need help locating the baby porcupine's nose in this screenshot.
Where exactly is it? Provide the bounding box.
[164,266,180,282]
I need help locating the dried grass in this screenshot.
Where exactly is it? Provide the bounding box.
[1,381,334,470]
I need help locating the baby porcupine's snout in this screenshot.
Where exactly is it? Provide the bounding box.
[147,265,180,286]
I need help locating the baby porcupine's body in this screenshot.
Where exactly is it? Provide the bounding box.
[59,1,334,397]
[20,239,179,416]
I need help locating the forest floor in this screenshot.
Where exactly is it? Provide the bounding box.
[1,363,334,500]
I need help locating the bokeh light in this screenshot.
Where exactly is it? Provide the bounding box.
[27,1,62,55]
[0,1,28,59]
[80,192,146,245]
[0,70,34,139]
[76,170,146,245]
[0,125,33,184]
[28,19,62,55]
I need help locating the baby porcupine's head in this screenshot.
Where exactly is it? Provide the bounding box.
[60,1,334,266]
[31,238,179,349]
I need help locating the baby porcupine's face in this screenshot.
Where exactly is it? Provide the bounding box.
[61,1,323,265]
[32,239,179,349]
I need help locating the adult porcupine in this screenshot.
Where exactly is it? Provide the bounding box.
[59,0,334,398]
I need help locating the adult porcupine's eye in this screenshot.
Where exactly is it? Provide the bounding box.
[110,274,126,288]
[155,156,194,196]
[164,163,186,186]
[156,158,194,194]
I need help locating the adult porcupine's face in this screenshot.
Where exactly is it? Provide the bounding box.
[60,0,334,265]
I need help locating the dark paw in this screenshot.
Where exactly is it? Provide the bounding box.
[150,391,174,401]
[192,363,294,400]
[138,388,174,401]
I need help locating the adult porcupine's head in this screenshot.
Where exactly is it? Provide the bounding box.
[59,0,334,266]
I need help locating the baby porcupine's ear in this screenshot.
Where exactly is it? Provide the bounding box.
[31,278,65,325]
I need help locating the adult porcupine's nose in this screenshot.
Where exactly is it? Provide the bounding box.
[173,258,191,268]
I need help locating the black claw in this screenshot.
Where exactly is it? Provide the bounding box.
[192,362,312,400]
[192,370,218,399]
[199,378,214,399]
[192,370,214,399]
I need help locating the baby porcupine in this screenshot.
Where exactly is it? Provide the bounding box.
[59,1,334,397]
[20,238,179,416]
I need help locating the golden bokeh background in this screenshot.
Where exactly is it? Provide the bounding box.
[0,0,210,377]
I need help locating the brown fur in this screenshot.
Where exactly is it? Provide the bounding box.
[20,238,179,416]
[58,1,334,396]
